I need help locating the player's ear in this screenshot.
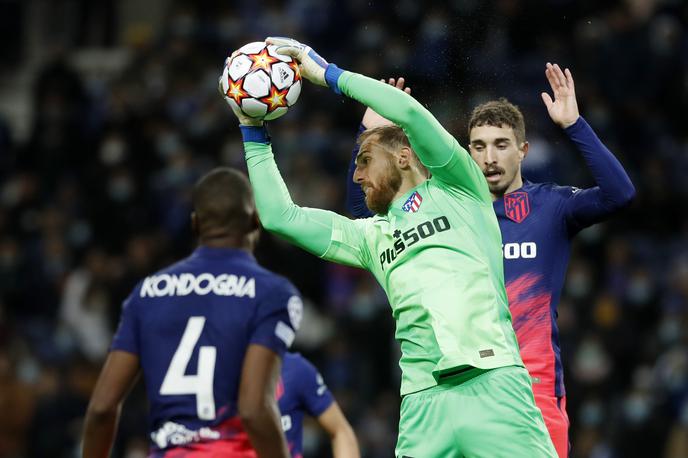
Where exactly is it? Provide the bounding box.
[250,210,260,232]
[519,141,529,162]
[397,147,413,170]
[191,212,199,237]
[246,210,261,249]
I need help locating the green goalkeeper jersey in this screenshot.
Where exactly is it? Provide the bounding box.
[242,71,523,395]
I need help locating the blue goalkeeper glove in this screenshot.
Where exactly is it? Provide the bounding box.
[265,37,343,92]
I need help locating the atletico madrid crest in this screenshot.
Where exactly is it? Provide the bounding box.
[504,191,530,223]
[402,191,423,212]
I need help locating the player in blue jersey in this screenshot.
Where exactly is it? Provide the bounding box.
[278,352,360,458]
[345,64,635,457]
[82,167,302,458]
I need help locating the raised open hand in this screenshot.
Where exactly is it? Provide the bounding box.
[541,63,579,129]
[362,77,412,129]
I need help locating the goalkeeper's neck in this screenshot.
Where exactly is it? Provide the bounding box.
[393,169,428,202]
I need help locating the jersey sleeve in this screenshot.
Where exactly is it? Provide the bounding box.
[558,186,614,235]
[322,213,372,268]
[335,71,490,204]
[560,117,636,234]
[249,280,302,357]
[242,126,371,269]
[294,355,335,418]
[110,288,140,354]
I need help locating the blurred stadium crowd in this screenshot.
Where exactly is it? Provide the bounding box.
[0,0,686,457]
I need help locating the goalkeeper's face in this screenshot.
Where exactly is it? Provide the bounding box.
[468,124,528,197]
[354,142,402,215]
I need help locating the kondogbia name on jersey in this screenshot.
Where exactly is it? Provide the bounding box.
[140,273,256,298]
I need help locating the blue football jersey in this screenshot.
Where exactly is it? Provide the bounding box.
[497,179,627,397]
[491,119,635,399]
[277,353,335,458]
[111,246,303,454]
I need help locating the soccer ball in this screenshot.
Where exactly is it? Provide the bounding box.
[220,41,301,121]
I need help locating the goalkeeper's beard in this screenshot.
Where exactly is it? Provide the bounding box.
[364,164,402,215]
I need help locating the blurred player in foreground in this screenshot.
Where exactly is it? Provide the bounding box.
[82,168,302,458]
[344,65,635,457]
[223,36,557,457]
[278,352,359,458]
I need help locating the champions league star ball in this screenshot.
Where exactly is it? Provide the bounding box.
[220,41,302,121]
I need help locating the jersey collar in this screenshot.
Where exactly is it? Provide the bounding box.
[503,179,534,196]
[390,181,427,215]
[191,246,256,261]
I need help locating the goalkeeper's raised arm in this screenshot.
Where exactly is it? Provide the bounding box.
[240,125,371,269]
[267,37,489,204]
[218,71,371,269]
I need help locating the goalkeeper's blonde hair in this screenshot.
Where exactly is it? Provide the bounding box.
[358,126,429,177]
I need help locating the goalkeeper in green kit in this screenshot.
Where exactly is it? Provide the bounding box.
[221,37,557,457]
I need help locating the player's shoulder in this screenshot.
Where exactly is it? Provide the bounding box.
[427,176,491,205]
[350,209,379,224]
[281,351,301,370]
[254,271,303,329]
[282,352,319,381]
[153,255,194,276]
[525,181,581,200]
[130,253,297,301]
[283,351,310,368]
[256,269,300,299]
[363,216,385,235]
[177,249,298,294]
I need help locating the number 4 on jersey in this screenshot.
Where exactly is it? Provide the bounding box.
[160,316,217,420]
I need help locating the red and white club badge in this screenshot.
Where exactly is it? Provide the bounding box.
[504,191,530,223]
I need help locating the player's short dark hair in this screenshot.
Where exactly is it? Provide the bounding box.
[468,98,526,144]
[192,167,255,237]
[358,125,428,177]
